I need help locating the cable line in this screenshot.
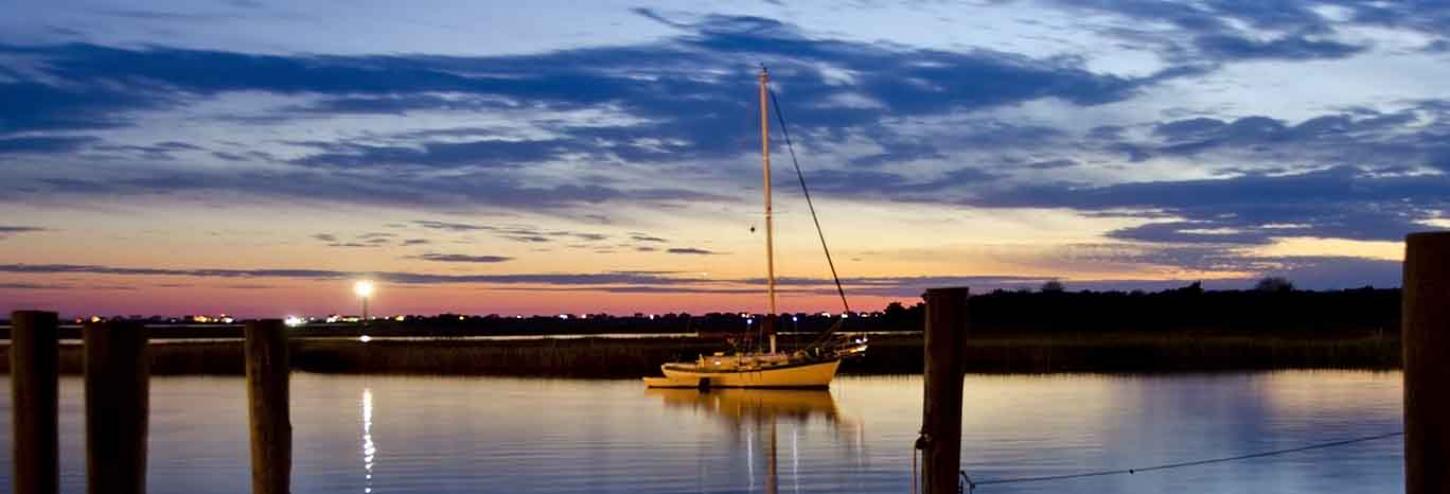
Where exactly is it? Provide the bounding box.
[765,83,850,315]
[959,430,1403,492]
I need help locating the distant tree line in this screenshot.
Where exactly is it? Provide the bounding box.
[874,279,1397,335]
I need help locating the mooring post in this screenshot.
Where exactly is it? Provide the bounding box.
[12,310,60,494]
[84,320,149,494]
[919,287,970,494]
[245,319,291,494]
[1404,232,1450,494]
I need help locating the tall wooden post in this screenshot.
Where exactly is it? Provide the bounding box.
[919,287,969,494]
[11,310,60,494]
[1404,232,1450,494]
[245,319,291,494]
[84,320,149,494]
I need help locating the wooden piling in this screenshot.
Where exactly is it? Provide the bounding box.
[1404,232,1450,494]
[919,287,969,494]
[244,319,291,494]
[84,320,149,494]
[11,311,60,494]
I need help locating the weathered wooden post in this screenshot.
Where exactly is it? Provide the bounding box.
[11,310,60,494]
[84,320,149,494]
[245,319,291,494]
[918,287,969,494]
[1404,232,1450,494]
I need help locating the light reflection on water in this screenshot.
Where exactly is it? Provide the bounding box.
[361,388,374,494]
[0,371,1404,493]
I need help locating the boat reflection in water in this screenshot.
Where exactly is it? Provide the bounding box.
[647,388,863,493]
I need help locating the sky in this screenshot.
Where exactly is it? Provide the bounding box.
[2,0,1447,317]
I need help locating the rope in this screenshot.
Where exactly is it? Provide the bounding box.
[964,430,1402,488]
[764,80,851,315]
[911,444,920,494]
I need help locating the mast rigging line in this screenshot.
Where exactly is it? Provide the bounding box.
[765,83,852,316]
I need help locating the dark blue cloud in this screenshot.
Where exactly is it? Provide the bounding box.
[1106,221,1276,245]
[0,81,161,132]
[292,139,570,169]
[0,136,98,155]
[976,166,1450,243]
[0,9,1156,162]
[1193,34,1363,60]
[1053,0,1370,62]
[0,9,1190,216]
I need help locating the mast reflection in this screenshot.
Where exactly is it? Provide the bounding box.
[647,388,855,493]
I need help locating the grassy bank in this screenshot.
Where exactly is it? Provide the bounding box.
[0,331,1401,377]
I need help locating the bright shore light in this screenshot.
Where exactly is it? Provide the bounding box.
[284,315,305,328]
[354,279,375,323]
[353,280,375,298]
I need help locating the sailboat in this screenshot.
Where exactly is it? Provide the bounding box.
[643,67,867,389]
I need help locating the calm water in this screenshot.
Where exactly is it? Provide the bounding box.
[0,371,1403,493]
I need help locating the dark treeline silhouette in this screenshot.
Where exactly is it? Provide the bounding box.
[876,283,1399,335]
[0,282,1401,339]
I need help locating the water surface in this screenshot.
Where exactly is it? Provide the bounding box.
[0,371,1403,493]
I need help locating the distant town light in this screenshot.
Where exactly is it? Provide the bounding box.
[284,316,305,328]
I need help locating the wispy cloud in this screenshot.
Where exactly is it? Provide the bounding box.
[414,253,513,263]
[0,225,47,240]
[666,247,719,255]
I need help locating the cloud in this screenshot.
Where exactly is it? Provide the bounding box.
[292,139,571,170]
[0,225,47,240]
[1193,34,1364,61]
[666,247,719,255]
[974,166,1450,243]
[0,282,69,290]
[413,220,492,231]
[0,136,99,155]
[0,81,164,132]
[0,263,703,286]
[1048,0,1370,63]
[629,233,668,243]
[415,253,513,263]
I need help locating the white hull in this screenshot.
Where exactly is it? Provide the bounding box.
[643,358,840,388]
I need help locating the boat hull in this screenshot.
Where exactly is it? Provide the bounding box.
[643,359,840,389]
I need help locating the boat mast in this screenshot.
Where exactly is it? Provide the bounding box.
[759,66,777,355]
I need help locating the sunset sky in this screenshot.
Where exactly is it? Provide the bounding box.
[2,0,1446,317]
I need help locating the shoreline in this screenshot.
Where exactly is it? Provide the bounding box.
[0,331,1401,377]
